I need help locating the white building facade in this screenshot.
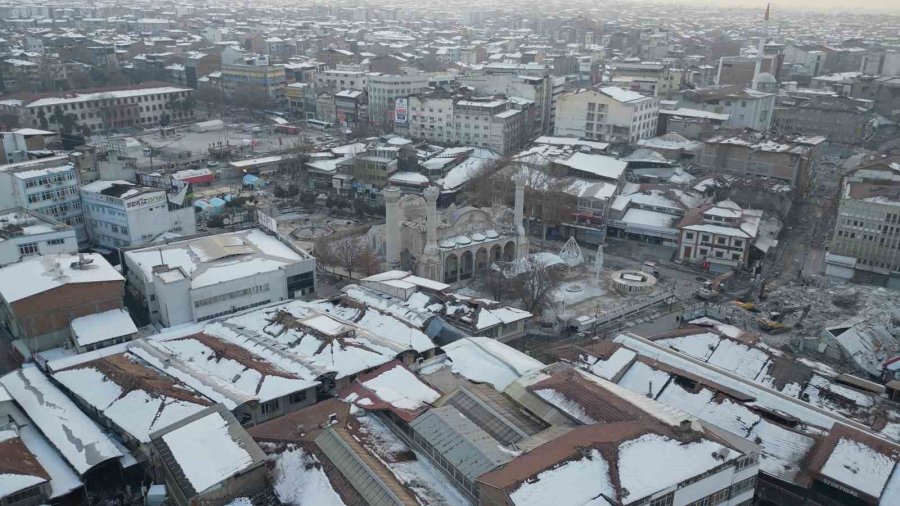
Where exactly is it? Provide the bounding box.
[80,180,196,249]
[123,229,316,326]
[555,87,659,144]
[0,208,78,266]
[0,155,87,246]
[367,73,430,126]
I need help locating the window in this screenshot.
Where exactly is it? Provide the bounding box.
[714,251,724,258]
[47,238,65,245]
[731,476,756,496]
[716,237,726,245]
[18,242,38,256]
[261,399,281,414]
[289,390,307,404]
[701,234,711,243]
[649,493,674,506]
[734,239,743,248]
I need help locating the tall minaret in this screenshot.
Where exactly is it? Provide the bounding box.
[423,186,439,257]
[751,3,771,91]
[419,186,442,281]
[513,170,528,260]
[384,187,402,269]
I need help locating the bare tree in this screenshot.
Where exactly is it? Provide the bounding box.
[331,237,364,280]
[357,247,383,277]
[313,238,337,274]
[523,167,576,248]
[510,255,562,313]
[463,156,513,207]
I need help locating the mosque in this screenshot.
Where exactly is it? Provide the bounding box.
[368,174,528,284]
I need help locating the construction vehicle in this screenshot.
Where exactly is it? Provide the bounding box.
[757,305,811,334]
[731,300,756,311]
[695,271,734,300]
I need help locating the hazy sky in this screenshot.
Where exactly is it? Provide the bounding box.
[631,0,900,14]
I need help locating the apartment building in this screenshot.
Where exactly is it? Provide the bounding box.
[80,180,196,250]
[554,86,659,144]
[680,85,776,131]
[220,47,285,99]
[826,160,900,288]
[1,84,194,133]
[315,69,369,92]
[367,73,430,126]
[0,155,87,246]
[0,207,77,266]
[697,134,825,196]
[608,61,677,98]
[458,64,554,137]
[408,94,528,154]
[773,95,875,145]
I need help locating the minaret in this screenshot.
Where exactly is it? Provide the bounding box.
[751,3,771,91]
[384,186,401,269]
[419,186,442,281]
[513,170,528,260]
[423,186,439,257]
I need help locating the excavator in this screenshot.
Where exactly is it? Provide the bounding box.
[758,305,811,334]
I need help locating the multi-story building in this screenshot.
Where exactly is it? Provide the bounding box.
[122,229,316,327]
[851,75,900,120]
[408,92,529,154]
[334,89,367,128]
[0,252,125,353]
[716,55,781,87]
[220,47,285,99]
[826,160,900,288]
[315,69,369,93]
[676,200,765,272]
[0,207,78,266]
[0,58,41,94]
[555,86,659,144]
[0,155,87,246]
[773,95,875,145]
[680,85,776,131]
[0,84,194,133]
[0,128,57,164]
[366,73,430,126]
[459,64,554,137]
[697,134,824,196]
[284,82,316,119]
[608,61,677,98]
[80,180,196,250]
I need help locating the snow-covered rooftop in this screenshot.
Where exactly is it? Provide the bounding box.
[0,366,123,475]
[70,309,137,347]
[0,254,123,303]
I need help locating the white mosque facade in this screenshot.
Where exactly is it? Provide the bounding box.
[369,175,528,284]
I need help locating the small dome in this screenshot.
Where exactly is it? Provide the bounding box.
[471,232,486,242]
[455,235,472,245]
[756,72,776,83]
[439,239,455,249]
[485,229,500,239]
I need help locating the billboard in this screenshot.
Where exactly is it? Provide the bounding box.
[394,97,408,125]
[257,209,278,234]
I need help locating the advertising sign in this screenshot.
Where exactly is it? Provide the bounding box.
[394,97,408,125]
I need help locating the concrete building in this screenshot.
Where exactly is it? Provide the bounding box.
[315,69,369,93]
[717,55,781,87]
[0,253,124,354]
[772,95,875,145]
[554,86,659,144]
[0,155,87,246]
[850,76,900,120]
[0,128,57,164]
[826,160,900,288]
[680,85,776,131]
[608,61,677,98]
[0,84,194,133]
[122,229,316,327]
[0,208,77,267]
[80,180,196,250]
[408,93,529,154]
[458,64,555,138]
[366,73,430,126]
[696,134,825,196]
[220,47,285,99]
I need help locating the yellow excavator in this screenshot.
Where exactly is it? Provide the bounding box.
[696,271,734,300]
[758,305,811,334]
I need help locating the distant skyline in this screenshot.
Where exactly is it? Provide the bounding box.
[629,0,900,15]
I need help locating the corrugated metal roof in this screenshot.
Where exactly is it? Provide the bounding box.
[410,405,513,481]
